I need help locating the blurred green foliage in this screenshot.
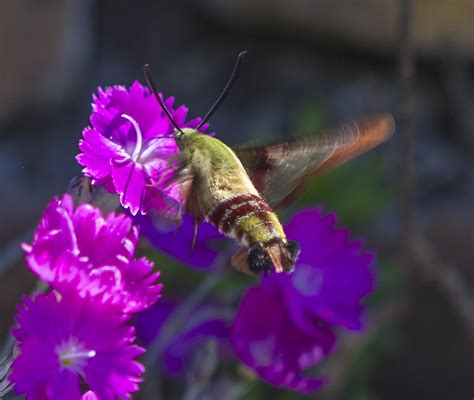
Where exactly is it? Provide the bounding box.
[295,157,393,227]
[369,261,408,307]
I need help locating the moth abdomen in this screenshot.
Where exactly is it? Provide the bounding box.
[207,193,281,245]
[207,192,298,274]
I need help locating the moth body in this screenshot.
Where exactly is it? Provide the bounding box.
[175,129,299,274]
[158,113,394,276]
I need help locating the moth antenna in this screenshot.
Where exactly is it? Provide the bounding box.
[143,64,184,135]
[197,50,247,129]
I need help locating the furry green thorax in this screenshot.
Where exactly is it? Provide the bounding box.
[174,128,242,169]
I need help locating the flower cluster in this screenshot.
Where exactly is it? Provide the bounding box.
[7,82,378,398]
[10,194,162,399]
[22,194,161,313]
[76,82,376,393]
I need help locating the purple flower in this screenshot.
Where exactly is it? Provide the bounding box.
[77,81,208,216]
[231,207,375,393]
[232,276,334,393]
[280,208,374,332]
[10,290,144,400]
[136,301,229,378]
[22,194,162,313]
[137,214,224,269]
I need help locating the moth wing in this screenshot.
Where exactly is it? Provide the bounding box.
[233,114,395,209]
[148,144,210,227]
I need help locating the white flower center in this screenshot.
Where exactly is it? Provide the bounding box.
[121,113,176,163]
[55,336,96,374]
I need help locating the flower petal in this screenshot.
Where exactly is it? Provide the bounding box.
[111,159,146,216]
[137,214,223,269]
[48,370,81,400]
[77,127,127,182]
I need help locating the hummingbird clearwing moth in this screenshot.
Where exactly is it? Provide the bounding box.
[143,52,395,276]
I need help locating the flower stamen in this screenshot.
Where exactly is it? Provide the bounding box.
[56,336,96,373]
[60,350,96,367]
[121,114,143,161]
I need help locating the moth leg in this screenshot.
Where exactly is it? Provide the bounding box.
[172,177,192,237]
[190,217,199,256]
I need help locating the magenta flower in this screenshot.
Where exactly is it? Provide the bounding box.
[77,81,208,216]
[231,207,375,393]
[10,290,144,400]
[22,194,162,313]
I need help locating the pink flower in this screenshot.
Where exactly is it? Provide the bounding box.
[22,194,162,313]
[10,290,144,400]
[76,82,208,216]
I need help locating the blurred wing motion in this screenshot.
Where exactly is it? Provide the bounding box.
[233,114,395,209]
[149,161,195,226]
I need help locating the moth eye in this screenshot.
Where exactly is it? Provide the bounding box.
[247,245,272,275]
[286,240,301,262]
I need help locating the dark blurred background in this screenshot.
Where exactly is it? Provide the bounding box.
[0,1,473,399]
